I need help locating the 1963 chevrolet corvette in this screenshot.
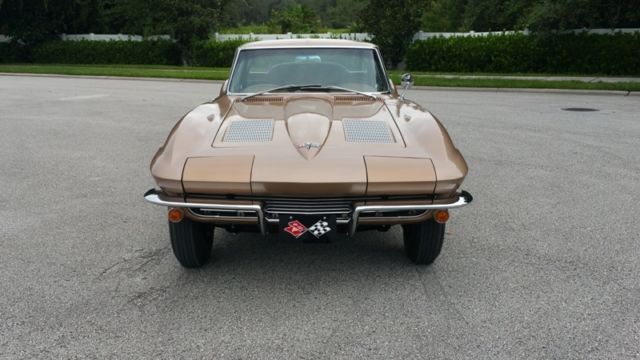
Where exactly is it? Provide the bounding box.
[144,39,472,268]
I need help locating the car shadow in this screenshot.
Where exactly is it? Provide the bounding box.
[207,227,409,271]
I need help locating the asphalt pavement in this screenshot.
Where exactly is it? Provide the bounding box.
[1,75,639,359]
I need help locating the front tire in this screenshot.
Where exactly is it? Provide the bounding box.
[402,219,445,265]
[169,217,214,268]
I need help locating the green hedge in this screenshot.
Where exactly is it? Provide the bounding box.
[0,39,248,66]
[192,39,247,67]
[406,33,640,75]
[0,43,26,62]
[28,40,182,65]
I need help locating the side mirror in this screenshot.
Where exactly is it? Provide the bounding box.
[401,73,414,89]
[400,73,413,100]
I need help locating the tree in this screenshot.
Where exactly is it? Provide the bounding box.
[360,0,428,68]
[267,4,320,33]
[420,0,467,31]
[0,0,227,48]
[97,0,227,63]
[220,0,278,27]
[418,0,640,32]
[0,0,99,44]
[522,0,640,31]
[461,0,534,31]
[326,0,367,29]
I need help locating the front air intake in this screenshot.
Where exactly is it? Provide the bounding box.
[243,96,284,104]
[334,95,376,102]
[342,119,394,143]
[223,119,274,142]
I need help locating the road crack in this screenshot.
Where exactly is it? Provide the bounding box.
[96,247,169,278]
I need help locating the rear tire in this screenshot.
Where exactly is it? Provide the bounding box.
[402,219,445,265]
[169,217,214,268]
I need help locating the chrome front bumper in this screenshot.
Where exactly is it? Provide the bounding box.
[349,191,472,235]
[144,189,473,236]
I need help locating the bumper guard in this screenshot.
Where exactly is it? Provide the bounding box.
[144,189,473,236]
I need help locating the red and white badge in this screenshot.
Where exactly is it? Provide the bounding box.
[283,219,332,238]
[284,220,307,238]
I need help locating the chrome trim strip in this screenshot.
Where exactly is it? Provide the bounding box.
[144,189,266,235]
[266,210,351,216]
[239,45,378,50]
[266,218,351,225]
[348,191,473,235]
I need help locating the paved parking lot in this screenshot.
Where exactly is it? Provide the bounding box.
[1,75,639,359]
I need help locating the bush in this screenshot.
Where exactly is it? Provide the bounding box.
[29,40,181,65]
[0,43,31,62]
[406,32,640,75]
[192,39,248,67]
[0,39,246,66]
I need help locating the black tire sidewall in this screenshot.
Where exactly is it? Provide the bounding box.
[169,217,214,268]
[402,219,445,265]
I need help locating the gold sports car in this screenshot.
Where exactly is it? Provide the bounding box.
[144,39,472,268]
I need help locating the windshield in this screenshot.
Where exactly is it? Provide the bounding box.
[228,48,390,94]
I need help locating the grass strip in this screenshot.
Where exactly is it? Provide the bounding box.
[0,64,230,80]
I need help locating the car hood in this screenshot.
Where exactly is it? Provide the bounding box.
[151,94,466,197]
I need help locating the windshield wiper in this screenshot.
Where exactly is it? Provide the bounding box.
[296,85,378,100]
[240,84,321,101]
[240,84,378,101]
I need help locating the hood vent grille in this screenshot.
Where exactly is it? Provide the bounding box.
[243,96,284,104]
[223,119,274,142]
[343,119,394,143]
[334,95,376,102]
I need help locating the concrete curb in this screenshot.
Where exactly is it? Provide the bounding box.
[411,85,636,97]
[0,72,223,84]
[2,72,637,96]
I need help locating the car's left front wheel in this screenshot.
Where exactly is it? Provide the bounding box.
[402,219,445,265]
[169,217,214,268]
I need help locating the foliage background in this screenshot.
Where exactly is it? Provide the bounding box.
[406,32,640,75]
[0,0,639,71]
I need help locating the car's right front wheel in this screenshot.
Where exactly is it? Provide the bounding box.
[402,219,445,265]
[169,217,214,268]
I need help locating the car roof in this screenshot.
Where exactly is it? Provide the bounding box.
[238,39,377,50]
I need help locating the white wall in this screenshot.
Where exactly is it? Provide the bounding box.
[1,29,638,43]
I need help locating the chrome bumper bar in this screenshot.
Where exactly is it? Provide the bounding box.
[144,189,266,234]
[144,189,473,236]
[348,190,473,235]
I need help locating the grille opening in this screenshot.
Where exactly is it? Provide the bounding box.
[189,208,258,218]
[359,210,429,218]
[263,198,353,221]
[243,96,284,103]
